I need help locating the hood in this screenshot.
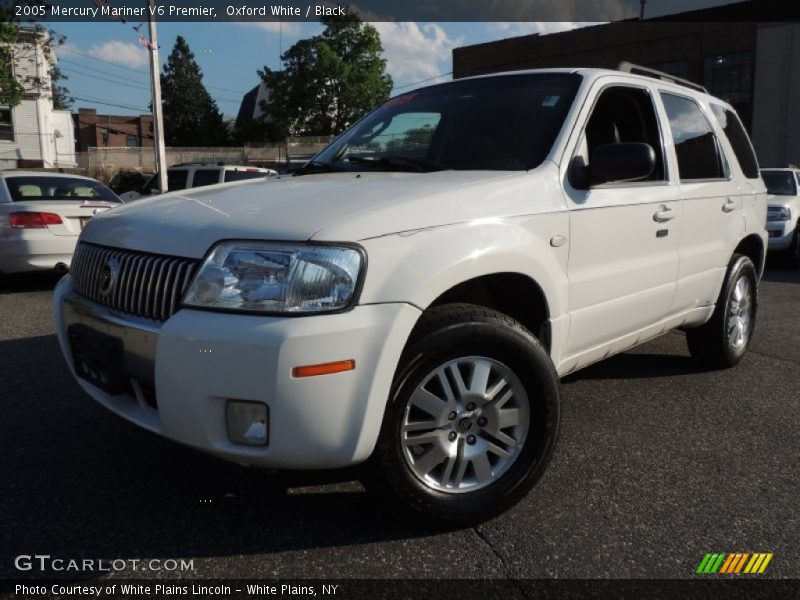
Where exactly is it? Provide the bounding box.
[766,194,795,207]
[80,169,532,258]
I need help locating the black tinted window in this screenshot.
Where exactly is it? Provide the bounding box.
[710,105,759,178]
[762,171,797,196]
[166,170,188,191]
[5,176,120,202]
[192,169,221,187]
[661,93,725,181]
[224,170,268,182]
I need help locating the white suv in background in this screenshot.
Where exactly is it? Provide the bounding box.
[761,167,800,268]
[54,66,766,526]
[120,163,277,201]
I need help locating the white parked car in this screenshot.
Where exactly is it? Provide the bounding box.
[119,163,278,201]
[0,172,121,276]
[761,167,800,268]
[54,66,767,526]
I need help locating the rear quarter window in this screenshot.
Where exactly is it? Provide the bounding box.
[710,105,760,179]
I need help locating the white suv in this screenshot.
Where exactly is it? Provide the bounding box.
[54,66,767,526]
[761,167,800,268]
[119,163,277,201]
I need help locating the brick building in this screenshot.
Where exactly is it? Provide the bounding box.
[452,1,800,167]
[73,108,154,152]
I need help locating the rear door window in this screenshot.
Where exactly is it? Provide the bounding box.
[192,169,221,187]
[660,93,726,181]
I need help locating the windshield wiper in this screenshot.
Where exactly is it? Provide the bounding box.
[294,160,349,176]
[346,155,447,173]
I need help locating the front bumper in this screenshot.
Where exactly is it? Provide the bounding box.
[0,231,78,274]
[766,221,796,250]
[54,276,421,469]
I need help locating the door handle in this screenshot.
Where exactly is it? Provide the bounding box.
[653,206,676,223]
[722,198,737,213]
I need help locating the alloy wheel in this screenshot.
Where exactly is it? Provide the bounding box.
[401,356,530,494]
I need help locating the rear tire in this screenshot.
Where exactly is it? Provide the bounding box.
[686,254,757,369]
[364,303,561,528]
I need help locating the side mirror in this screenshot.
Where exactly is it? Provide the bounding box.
[589,143,656,185]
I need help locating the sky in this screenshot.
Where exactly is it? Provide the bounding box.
[48,0,738,119]
[50,22,590,118]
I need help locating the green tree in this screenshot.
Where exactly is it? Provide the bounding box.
[50,65,72,110]
[255,15,393,140]
[160,36,229,146]
[0,11,25,107]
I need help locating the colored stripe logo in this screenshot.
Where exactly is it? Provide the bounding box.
[696,552,773,574]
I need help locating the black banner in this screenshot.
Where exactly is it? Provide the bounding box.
[3,579,800,600]
[3,0,800,23]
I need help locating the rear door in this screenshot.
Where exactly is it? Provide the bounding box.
[659,92,745,313]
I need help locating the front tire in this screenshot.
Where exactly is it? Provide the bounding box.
[686,254,757,368]
[365,304,561,528]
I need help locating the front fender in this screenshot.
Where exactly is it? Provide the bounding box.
[359,214,570,319]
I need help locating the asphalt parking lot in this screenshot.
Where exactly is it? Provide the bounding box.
[0,263,798,582]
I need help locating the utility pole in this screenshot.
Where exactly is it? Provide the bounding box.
[148,0,168,193]
[640,0,647,20]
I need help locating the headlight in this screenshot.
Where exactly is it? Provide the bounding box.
[183,242,364,314]
[767,206,791,222]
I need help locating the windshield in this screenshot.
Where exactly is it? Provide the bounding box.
[5,176,120,202]
[762,171,797,196]
[312,73,582,173]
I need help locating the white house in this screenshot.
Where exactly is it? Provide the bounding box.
[0,28,76,169]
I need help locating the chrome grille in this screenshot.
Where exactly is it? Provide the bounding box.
[71,242,199,322]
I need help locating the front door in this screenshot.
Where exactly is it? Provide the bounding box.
[563,84,682,358]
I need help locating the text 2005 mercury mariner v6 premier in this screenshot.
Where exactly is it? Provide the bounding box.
[55,66,767,526]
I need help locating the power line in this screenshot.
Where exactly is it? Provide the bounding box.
[58,45,149,74]
[70,95,149,112]
[58,57,149,86]
[392,72,453,92]
[61,66,151,92]
[57,45,248,95]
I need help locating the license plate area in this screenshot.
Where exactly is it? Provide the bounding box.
[69,324,127,395]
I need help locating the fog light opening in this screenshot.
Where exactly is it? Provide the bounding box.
[226,400,269,446]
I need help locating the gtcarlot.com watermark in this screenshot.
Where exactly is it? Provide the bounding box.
[14,554,194,572]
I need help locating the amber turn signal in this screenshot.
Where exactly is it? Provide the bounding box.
[292,360,356,378]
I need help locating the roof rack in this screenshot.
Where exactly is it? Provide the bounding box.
[618,61,708,94]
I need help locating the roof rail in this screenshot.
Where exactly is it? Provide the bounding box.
[617,61,708,94]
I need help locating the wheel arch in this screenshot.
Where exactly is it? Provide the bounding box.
[426,273,552,352]
[734,233,765,278]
